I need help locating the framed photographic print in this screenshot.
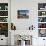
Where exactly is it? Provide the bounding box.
[17,10,29,19]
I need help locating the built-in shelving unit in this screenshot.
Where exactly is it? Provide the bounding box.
[0,3,8,37]
[38,3,46,37]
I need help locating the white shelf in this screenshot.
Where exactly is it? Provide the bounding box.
[38,28,46,29]
[0,10,8,11]
[38,10,46,11]
[38,16,46,17]
[0,22,8,23]
[38,22,46,23]
[0,16,8,17]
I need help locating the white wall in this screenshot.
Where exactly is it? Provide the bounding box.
[11,0,38,30]
[11,0,46,30]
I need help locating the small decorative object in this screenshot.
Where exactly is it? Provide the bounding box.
[11,23,16,30]
[0,17,8,22]
[38,17,46,22]
[38,23,46,28]
[40,8,44,10]
[5,6,8,10]
[45,6,46,8]
[43,39,45,40]
[29,25,35,30]
[42,12,45,15]
[38,17,42,22]
[0,6,1,10]
[38,3,46,10]
[0,11,8,16]
[3,18,7,22]
[17,10,29,19]
[39,29,46,37]
[0,23,8,37]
